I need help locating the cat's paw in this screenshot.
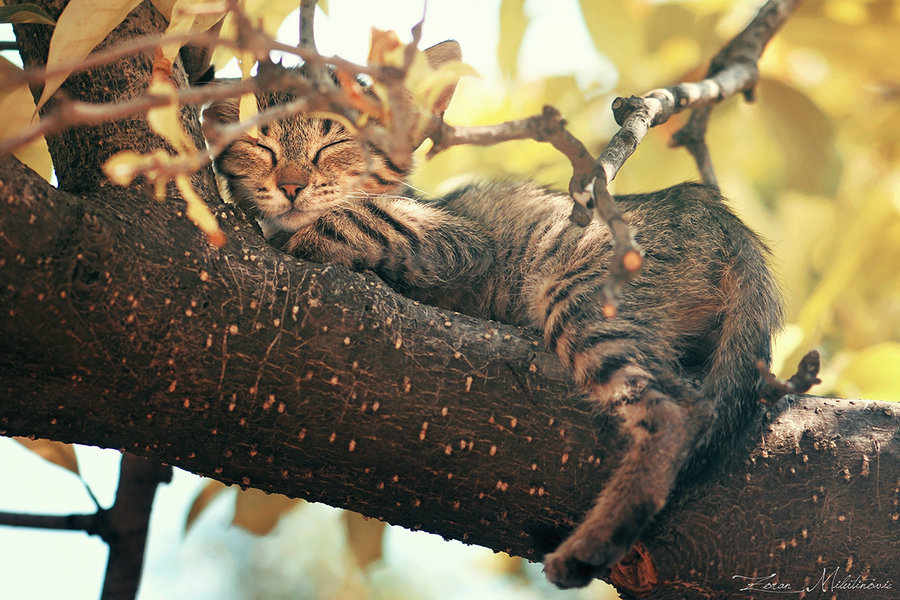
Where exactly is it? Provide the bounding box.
[543,505,653,589]
[543,548,600,589]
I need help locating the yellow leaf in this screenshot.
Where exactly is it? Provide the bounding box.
[175,175,226,247]
[0,58,53,181]
[578,0,643,87]
[408,56,478,114]
[209,0,300,70]
[368,28,405,68]
[147,78,194,153]
[237,52,258,139]
[232,488,300,535]
[149,0,177,20]
[36,0,142,111]
[102,149,157,186]
[184,479,228,533]
[153,0,226,64]
[343,511,386,570]
[836,342,900,402]
[497,0,528,81]
[13,438,80,475]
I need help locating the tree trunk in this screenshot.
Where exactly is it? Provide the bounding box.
[2,2,898,597]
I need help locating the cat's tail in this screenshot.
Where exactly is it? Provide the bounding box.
[700,217,783,457]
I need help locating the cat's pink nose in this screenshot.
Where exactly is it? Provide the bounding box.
[279,182,306,200]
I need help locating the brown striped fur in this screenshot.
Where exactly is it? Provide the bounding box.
[204,43,782,589]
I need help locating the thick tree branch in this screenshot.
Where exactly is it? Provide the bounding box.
[2,149,898,599]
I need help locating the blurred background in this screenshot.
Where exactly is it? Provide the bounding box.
[2,0,899,598]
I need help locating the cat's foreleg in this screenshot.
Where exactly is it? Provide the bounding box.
[543,378,705,588]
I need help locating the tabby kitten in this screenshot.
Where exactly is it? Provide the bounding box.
[204,42,781,589]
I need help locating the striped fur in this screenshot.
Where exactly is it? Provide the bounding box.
[205,73,781,588]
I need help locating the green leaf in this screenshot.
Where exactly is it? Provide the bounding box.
[0,3,56,25]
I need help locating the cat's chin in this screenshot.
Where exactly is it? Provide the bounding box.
[267,208,324,234]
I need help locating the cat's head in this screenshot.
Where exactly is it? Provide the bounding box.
[204,41,461,237]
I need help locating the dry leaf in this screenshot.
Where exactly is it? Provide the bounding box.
[147,78,194,153]
[175,175,226,247]
[367,27,404,68]
[0,58,53,181]
[152,0,226,64]
[209,0,300,71]
[184,479,228,533]
[343,511,386,570]
[36,0,142,111]
[237,52,258,139]
[232,487,300,535]
[13,437,80,475]
[0,3,57,25]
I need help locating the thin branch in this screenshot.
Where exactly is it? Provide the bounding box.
[671,0,806,186]
[99,455,172,600]
[298,0,333,91]
[672,107,717,188]
[428,106,593,175]
[569,0,806,314]
[298,0,318,49]
[0,77,256,156]
[0,510,99,533]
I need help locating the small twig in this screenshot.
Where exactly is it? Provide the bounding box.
[298,0,317,49]
[759,350,822,402]
[0,41,19,52]
[671,0,805,187]
[0,77,257,156]
[428,105,593,173]
[0,510,99,533]
[298,0,333,90]
[671,107,717,189]
[565,0,805,315]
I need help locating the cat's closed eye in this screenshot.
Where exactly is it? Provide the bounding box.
[314,139,362,170]
[256,141,278,165]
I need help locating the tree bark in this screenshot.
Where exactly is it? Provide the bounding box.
[2,2,898,598]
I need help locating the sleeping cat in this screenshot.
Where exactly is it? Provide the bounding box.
[203,42,781,589]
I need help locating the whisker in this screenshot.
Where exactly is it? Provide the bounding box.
[402,182,443,201]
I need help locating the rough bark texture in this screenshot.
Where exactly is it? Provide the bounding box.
[2,2,898,598]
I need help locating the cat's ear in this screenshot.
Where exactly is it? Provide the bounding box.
[203,98,240,124]
[422,40,462,117]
